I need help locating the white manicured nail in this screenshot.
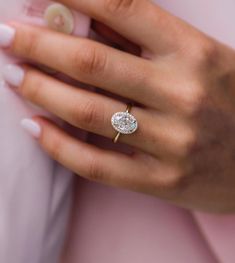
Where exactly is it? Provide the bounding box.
[2,64,25,87]
[0,24,15,47]
[20,119,41,138]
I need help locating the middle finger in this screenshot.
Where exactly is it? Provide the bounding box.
[8,23,159,108]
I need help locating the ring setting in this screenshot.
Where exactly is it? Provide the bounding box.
[111,104,138,143]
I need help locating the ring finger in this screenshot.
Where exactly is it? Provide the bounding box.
[3,66,193,158]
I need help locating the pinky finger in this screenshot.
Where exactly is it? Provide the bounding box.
[20,117,151,189]
[21,117,180,197]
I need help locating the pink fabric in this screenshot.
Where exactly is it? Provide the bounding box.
[0,1,234,263]
[63,179,217,263]
[0,1,90,262]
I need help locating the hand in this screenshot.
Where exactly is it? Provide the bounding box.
[1,0,235,213]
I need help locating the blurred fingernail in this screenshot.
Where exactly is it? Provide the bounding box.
[2,64,25,87]
[21,118,41,138]
[0,24,15,47]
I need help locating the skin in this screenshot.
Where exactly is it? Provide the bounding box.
[4,0,235,213]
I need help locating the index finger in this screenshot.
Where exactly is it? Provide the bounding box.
[57,0,184,54]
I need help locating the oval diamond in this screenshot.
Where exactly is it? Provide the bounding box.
[111,112,138,134]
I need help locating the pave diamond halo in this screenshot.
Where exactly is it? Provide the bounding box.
[111,111,138,135]
[111,103,138,143]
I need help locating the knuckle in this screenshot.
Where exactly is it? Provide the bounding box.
[72,100,104,130]
[72,43,108,75]
[191,38,219,67]
[166,171,188,194]
[152,167,188,197]
[19,30,40,58]
[173,81,205,115]
[87,156,106,182]
[165,174,184,191]
[20,71,43,102]
[174,129,196,157]
[103,0,137,16]
[41,132,64,162]
[177,92,199,114]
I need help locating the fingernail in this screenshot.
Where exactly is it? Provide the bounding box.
[20,118,41,138]
[0,24,15,48]
[2,64,25,87]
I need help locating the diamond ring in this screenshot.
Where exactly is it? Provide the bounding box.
[111,103,138,143]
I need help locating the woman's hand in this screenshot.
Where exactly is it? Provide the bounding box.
[1,0,235,213]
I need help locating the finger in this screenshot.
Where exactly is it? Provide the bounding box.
[57,0,184,53]
[9,23,161,109]
[91,20,141,56]
[25,116,179,194]
[11,66,194,158]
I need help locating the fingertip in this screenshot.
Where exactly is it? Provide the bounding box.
[20,118,42,138]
